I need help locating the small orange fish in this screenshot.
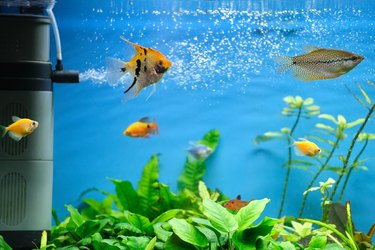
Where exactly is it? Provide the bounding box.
[106,37,172,101]
[123,117,158,138]
[224,195,249,211]
[0,116,39,141]
[294,138,321,157]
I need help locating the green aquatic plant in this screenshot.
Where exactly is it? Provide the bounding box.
[254,95,320,218]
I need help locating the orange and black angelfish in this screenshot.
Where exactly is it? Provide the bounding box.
[224,195,250,211]
[106,37,172,101]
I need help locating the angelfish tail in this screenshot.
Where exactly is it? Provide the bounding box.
[106,57,127,86]
[0,125,7,138]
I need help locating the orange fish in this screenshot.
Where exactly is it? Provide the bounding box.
[106,37,172,101]
[0,116,39,141]
[224,195,249,211]
[294,138,321,157]
[123,117,158,138]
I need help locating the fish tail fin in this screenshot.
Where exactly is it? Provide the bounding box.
[106,57,127,86]
[0,125,7,138]
[274,56,293,73]
[152,119,159,135]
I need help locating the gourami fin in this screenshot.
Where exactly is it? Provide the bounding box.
[303,45,321,53]
[12,116,21,122]
[8,131,22,141]
[293,145,304,156]
[0,125,7,138]
[291,65,325,82]
[139,117,152,123]
[275,56,293,73]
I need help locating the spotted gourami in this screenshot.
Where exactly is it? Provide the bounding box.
[0,116,39,141]
[294,138,321,157]
[276,46,364,81]
[106,37,172,101]
[123,117,159,138]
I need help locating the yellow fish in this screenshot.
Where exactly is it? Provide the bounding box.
[277,46,364,81]
[294,138,321,157]
[106,37,172,101]
[0,116,39,141]
[123,117,158,138]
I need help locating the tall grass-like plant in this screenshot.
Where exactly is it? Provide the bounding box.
[254,96,320,218]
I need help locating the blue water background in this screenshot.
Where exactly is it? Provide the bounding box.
[52,0,375,231]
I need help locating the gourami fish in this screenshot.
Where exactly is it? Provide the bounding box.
[294,138,321,157]
[0,116,39,141]
[123,117,158,138]
[224,195,249,211]
[276,46,364,81]
[187,144,213,160]
[106,37,172,101]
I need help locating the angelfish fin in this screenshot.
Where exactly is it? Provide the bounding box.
[274,56,293,74]
[146,83,157,101]
[106,57,127,86]
[12,116,21,122]
[8,131,23,142]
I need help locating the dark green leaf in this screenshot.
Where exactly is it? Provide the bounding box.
[198,129,220,151]
[126,211,152,235]
[169,218,208,247]
[76,220,102,238]
[177,156,207,194]
[110,179,138,212]
[164,234,197,250]
[115,222,143,234]
[137,155,160,217]
[124,236,152,249]
[308,235,327,248]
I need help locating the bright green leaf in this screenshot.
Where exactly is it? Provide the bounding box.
[308,235,327,248]
[153,222,173,242]
[169,218,209,247]
[316,123,335,132]
[235,198,270,230]
[66,204,85,227]
[346,118,365,129]
[109,179,138,212]
[202,199,238,233]
[0,236,12,250]
[145,236,157,250]
[303,98,314,105]
[318,114,337,124]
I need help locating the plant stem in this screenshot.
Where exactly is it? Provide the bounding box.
[329,103,375,202]
[338,138,368,202]
[278,106,302,218]
[298,137,340,218]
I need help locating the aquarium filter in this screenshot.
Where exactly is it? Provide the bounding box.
[0,2,79,249]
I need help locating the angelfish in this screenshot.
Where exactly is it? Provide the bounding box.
[276,46,364,81]
[106,37,172,101]
[0,116,39,141]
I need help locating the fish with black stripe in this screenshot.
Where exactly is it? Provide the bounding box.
[276,46,364,81]
[106,37,172,101]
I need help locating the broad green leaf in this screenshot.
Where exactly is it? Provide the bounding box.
[0,236,12,250]
[202,199,238,233]
[76,220,102,238]
[169,218,209,247]
[92,240,120,250]
[115,222,143,234]
[126,211,152,235]
[291,221,312,238]
[125,236,153,249]
[110,179,138,212]
[232,217,278,250]
[235,198,270,230]
[145,236,157,250]
[137,155,160,217]
[66,204,85,227]
[195,226,220,244]
[319,114,337,124]
[279,241,297,250]
[308,235,327,248]
[153,222,173,242]
[152,209,187,224]
[164,234,197,250]
[346,118,365,129]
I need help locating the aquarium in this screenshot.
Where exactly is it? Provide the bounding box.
[1,0,375,249]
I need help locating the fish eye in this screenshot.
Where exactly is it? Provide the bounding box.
[158,60,163,65]
[147,124,151,128]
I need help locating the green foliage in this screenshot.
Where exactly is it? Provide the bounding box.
[178,129,220,194]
